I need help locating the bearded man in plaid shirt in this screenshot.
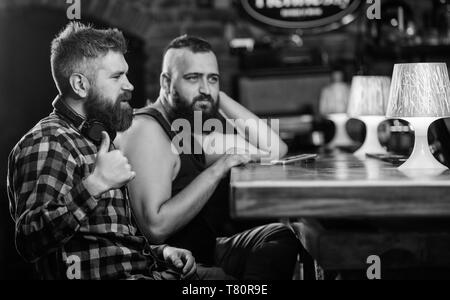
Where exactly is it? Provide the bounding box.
[6,22,197,280]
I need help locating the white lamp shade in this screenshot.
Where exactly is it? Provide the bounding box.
[347,76,391,117]
[386,63,450,118]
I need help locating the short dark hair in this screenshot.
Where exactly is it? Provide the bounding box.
[164,35,213,55]
[51,22,128,95]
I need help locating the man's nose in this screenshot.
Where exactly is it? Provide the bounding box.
[123,76,134,91]
[199,78,211,95]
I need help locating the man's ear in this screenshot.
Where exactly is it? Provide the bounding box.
[69,73,90,98]
[160,72,171,96]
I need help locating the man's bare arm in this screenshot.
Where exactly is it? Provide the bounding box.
[120,117,250,244]
[204,92,288,166]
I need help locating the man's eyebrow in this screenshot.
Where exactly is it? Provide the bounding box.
[183,72,220,77]
[110,70,128,76]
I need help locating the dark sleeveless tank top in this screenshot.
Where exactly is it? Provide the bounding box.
[134,107,217,265]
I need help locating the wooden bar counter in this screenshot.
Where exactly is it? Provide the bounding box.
[230,153,450,279]
[230,153,450,219]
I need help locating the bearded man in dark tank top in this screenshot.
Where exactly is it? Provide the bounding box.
[117,35,300,280]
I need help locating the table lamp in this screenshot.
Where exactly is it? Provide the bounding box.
[386,63,450,170]
[347,76,392,157]
[319,71,353,148]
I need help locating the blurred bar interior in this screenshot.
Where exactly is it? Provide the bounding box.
[2,0,450,279]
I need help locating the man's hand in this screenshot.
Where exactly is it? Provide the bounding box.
[163,246,197,279]
[84,132,136,197]
[210,148,252,179]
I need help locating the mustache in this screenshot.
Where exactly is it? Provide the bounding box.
[118,91,132,102]
[193,94,214,104]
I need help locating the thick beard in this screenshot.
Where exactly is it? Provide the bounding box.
[166,91,220,128]
[85,89,133,133]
